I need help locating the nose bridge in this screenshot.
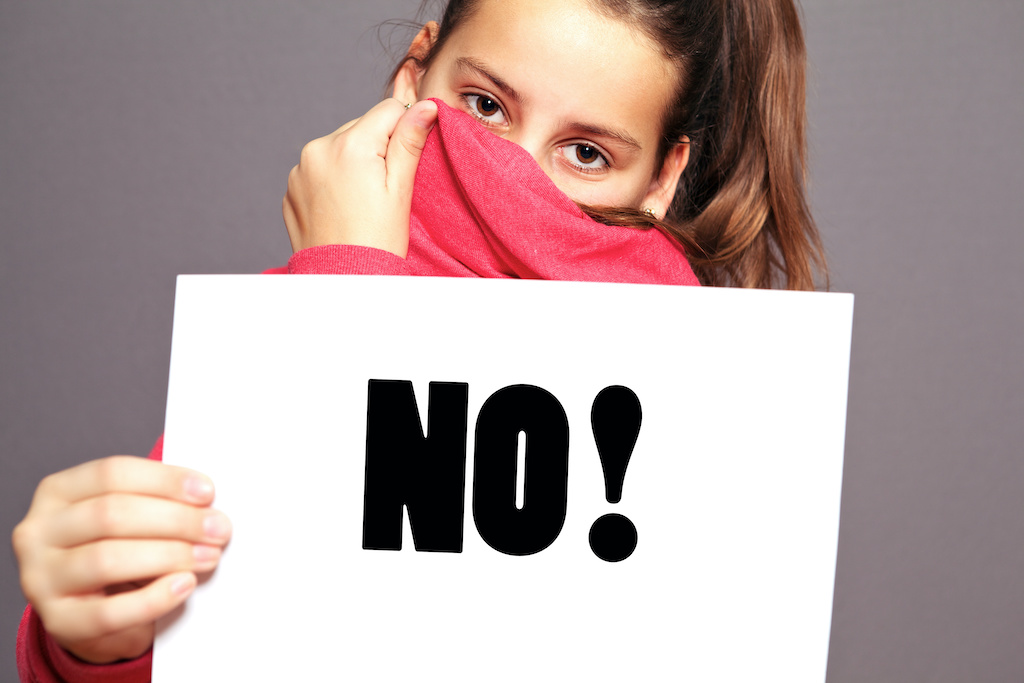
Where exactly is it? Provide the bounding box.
[505,129,547,167]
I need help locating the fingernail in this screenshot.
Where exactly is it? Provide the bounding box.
[203,511,232,541]
[170,574,196,598]
[193,544,221,567]
[416,103,438,129]
[185,475,214,502]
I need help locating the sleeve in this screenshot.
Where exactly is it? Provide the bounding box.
[16,439,164,683]
[287,244,409,275]
[17,608,152,683]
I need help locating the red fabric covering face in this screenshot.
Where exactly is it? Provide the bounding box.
[405,99,699,286]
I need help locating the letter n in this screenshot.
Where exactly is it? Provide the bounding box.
[362,380,469,552]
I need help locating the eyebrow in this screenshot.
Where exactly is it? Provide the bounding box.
[454,57,643,153]
[454,57,524,106]
[566,121,643,153]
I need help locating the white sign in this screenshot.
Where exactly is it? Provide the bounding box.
[154,275,853,682]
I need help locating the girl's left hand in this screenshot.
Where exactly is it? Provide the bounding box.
[283,98,438,258]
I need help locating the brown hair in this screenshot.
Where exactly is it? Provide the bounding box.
[395,0,826,290]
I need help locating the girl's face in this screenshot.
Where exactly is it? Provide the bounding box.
[394,0,689,217]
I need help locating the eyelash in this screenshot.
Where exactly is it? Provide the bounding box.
[459,91,612,175]
[559,144,610,175]
[461,93,507,127]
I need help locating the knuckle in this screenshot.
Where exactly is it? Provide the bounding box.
[299,138,322,165]
[12,526,49,602]
[36,472,54,494]
[136,589,164,624]
[86,544,118,581]
[36,471,60,499]
[401,136,425,158]
[120,624,156,655]
[176,540,197,566]
[159,507,190,542]
[39,607,73,640]
[11,519,33,556]
[335,131,355,151]
[91,601,120,634]
[92,497,124,536]
[19,567,46,604]
[94,457,124,491]
[342,135,371,158]
[179,507,203,540]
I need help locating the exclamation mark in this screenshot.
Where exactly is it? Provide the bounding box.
[589,385,640,562]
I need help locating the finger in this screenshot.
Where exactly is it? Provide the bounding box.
[45,571,196,645]
[333,116,360,136]
[283,170,301,251]
[36,456,215,508]
[56,539,219,594]
[384,99,438,197]
[56,622,156,665]
[51,493,232,548]
[346,98,411,158]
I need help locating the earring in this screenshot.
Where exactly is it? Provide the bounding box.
[642,207,657,219]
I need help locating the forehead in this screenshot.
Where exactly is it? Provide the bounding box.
[437,0,678,142]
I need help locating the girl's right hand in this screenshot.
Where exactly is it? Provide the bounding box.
[11,456,232,664]
[282,98,438,258]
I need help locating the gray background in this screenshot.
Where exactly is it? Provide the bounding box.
[1,0,1021,680]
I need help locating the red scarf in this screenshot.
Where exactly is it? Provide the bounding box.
[406,99,699,286]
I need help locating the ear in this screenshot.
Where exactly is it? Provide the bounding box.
[641,138,690,219]
[392,22,440,104]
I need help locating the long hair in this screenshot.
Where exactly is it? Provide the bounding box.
[394,0,827,290]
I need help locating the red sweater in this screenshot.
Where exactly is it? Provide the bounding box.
[17,100,697,683]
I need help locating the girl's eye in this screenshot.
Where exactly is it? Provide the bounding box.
[561,143,608,172]
[464,94,506,125]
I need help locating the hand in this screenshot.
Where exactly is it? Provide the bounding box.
[282,98,439,258]
[11,456,232,664]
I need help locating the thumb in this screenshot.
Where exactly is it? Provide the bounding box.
[384,99,438,196]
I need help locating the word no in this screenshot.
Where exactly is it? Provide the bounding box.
[361,380,641,561]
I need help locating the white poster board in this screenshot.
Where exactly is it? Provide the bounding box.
[154,275,853,682]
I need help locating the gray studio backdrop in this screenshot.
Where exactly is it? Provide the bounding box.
[2,1,1022,680]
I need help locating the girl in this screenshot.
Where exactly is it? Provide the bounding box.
[13,0,824,680]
